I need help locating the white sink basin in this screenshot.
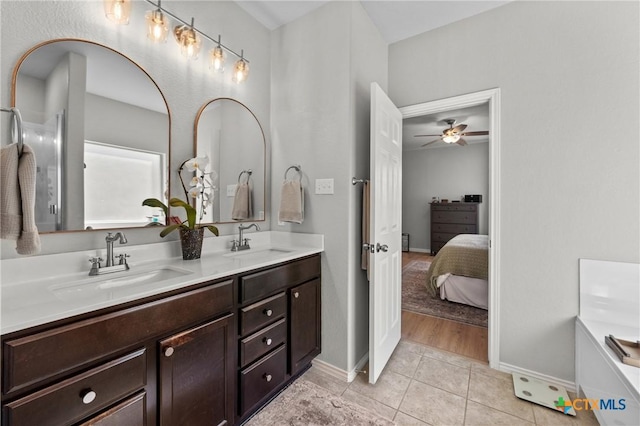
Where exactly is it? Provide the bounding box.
[223,247,292,261]
[49,266,193,301]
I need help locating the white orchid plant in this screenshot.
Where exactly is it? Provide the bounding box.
[142,156,219,238]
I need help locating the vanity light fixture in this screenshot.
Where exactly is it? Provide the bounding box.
[210,36,225,72]
[174,18,201,60]
[145,0,169,43]
[233,50,249,83]
[104,0,131,25]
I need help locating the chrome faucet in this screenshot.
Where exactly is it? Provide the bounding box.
[232,224,260,251]
[88,232,130,276]
[105,232,128,266]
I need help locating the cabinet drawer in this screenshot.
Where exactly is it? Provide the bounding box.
[240,255,320,303]
[432,232,457,243]
[431,203,477,212]
[3,349,146,426]
[239,345,286,415]
[431,223,477,234]
[3,280,233,395]
[240,319,286,368]
[432,211,477,224]
[79,391,146,426]
[240,293,286,336]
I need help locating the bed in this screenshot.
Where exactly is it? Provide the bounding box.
[425,234,489,310]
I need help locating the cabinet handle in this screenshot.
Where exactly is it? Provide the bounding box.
[264,337,272,346]
[294,291,300,299]
[264,309,273,317]
[80,389,97,404]
[264,374,272,382]
[164,347,174,357]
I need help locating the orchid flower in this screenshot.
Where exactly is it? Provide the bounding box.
[184,156,209,172]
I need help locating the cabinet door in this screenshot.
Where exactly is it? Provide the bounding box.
[158,314,234,426]
[289,279,321,375]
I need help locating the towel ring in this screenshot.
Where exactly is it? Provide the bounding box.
[284,164,302,181]
[1,107,24,157]
[238,169,252,184]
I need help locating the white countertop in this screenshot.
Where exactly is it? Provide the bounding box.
[0,231,323,335]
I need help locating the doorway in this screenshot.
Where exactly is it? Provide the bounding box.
[398,88,501,368]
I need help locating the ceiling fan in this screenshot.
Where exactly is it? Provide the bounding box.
[415,118,489,147]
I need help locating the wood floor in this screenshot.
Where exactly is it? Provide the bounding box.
[401,251,489,363]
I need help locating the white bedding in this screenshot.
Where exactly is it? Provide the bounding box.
[437,273,488,310]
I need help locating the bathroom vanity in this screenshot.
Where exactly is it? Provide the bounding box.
[1,232,323,425]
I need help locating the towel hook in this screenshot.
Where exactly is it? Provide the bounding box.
[1,107,24,157]
[284,164,302,180]
[237,169,252,184]
[352,177,366,185]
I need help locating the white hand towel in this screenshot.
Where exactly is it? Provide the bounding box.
[231,182,252,220]
[1,143,41,255]
[278,180,304,224]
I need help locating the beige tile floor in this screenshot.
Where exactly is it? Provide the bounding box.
[300,340,600,425]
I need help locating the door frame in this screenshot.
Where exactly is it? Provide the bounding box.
[399,88,501,368]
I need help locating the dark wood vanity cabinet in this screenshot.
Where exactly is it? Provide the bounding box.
[1,253,322,426]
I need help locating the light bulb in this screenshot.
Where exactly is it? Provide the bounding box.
[210,46,225,72]
[233,57,249,83]
[104,0,130,25]
[146,9,169,43]
[442,134,460,144]
[174,20,201,60]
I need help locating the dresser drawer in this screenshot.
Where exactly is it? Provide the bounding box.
[3,280,233,395]
[431,223,477,234]
[431,203,477,212]
[3,349,146,426]
[239,345,286,415]
[240,293,286,336]
[432,211,477,224]
[432,232,458,243]
[240,319,287,368]
[240,255,320,304]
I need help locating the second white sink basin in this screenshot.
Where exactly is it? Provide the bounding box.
[49,266,193,301]
[223,247,293,261]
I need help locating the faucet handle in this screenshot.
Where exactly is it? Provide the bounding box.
[116,253,130,265]
[89,257,103,266]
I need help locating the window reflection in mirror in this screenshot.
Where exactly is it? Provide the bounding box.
[195,98,265,223]
[12,39,169,233]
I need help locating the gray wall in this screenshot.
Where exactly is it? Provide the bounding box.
[390,1,640,382]
[271,1,387,372]
[1,0,271,258]
[403,142,489,252]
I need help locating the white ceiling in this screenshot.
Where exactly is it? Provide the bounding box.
[234,0,511,44]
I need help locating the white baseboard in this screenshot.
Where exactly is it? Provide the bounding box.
[499,362,577,393]
[408,248,430,253]
[312,352,369,383]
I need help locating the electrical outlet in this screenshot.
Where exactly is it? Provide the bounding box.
[226,184,237,197]
[315,178,334,195]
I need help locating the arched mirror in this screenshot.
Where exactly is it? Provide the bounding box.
[194,98,265,223]
[11,39,170,232]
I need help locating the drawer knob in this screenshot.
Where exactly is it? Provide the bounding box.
[164,347,174,357]
[264,309,273,317]
[294,291,300,299]
[81,389,97,404]
[264,337,272,346]
[264,374,272,382]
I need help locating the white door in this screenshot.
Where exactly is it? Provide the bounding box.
[369,83,402,384]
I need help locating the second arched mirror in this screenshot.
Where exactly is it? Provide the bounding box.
[194,98,265,223]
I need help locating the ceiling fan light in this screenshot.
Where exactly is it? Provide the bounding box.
[442,134,460,144]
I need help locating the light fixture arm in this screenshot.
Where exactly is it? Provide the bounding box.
[144,0,249,63]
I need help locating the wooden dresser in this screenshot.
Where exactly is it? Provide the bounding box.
[430,202,479,255]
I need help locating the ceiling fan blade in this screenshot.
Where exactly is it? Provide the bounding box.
[456,138,468,146]
[460,131,489,136]
[421,138,441,147]
[414,134,442,137]
[451,124,467,133]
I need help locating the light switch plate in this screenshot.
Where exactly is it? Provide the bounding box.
[226,184,237,197]
[315,178,334,195]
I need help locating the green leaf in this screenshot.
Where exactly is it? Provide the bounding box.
[142,198,168,216]
[159,223,181,237]
[205,225,219,236]
[168,198,197,229]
